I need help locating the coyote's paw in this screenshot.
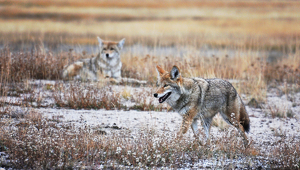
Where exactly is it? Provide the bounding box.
[244,139,252,148]
[108,78,120,84]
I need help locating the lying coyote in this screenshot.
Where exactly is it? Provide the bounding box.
[62,37,146,85]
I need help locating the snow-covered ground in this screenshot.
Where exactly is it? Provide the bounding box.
[1,80,300,169]
[37,104,300,143]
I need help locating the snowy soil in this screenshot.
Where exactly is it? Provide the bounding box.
[1,80,300,169]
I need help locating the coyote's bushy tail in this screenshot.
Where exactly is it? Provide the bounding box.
[62,69,69,79]
[120,78,147,86]
[62,62,83,80]
[240,104,250,133]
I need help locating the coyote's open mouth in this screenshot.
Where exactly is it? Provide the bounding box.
[159,92,172,103]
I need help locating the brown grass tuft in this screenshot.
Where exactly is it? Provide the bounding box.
[0,109,265,169]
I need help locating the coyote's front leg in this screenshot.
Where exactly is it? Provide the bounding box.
[177,107,198,137]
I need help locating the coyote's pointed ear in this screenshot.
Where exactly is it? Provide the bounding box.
[156,65,166,83]
[118,38,125,50]
[170,65,181,81]
[97,37,103,47]
[156,65,166,77]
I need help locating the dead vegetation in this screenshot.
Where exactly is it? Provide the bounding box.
[1,109,299,169]
[0,40,299,168]
[53,82,164,111]
[1,40,299,101]
[0,0,300,169]
[1,0,300,49]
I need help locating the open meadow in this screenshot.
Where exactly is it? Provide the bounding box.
[1,0,300,169]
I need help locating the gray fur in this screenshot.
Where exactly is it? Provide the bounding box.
[62,37,123,81]
[154,67,250,146]
[170,66,180,80]
[62,37,147,85]
[117,38,125,50]
[174,78,249,145]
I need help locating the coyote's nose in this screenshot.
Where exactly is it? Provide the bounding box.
[154,93,158,98]
[106,53,109,57]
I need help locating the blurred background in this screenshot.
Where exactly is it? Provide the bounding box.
[0,0,299,102]
[1,2,300,169]
[1,0,300,51]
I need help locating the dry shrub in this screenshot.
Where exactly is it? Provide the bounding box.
[0,110,80,169]
[264,55,300,84]
[1,110,299,169]
[2,0,296,8]
[1,42,298,103]
[269,137,300,168]
[0,105,11,119]
[266,104,294,119]
[122,49,268,101]
[53,82,164,111]
[4,110,298,169]
[0,47,69,82]
[0,110,262,169]
[53,82,123,110]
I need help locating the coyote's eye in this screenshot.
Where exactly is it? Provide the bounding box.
[163,84,168,88]
[103,48,107,50]
[110,48,114,50]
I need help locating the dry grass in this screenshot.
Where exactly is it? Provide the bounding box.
[0,1,300,168]
[0,109,299,169]
[265,55,300,84]
[0,47,67,82]
[2,3,300,21]
[122,48,270,101]
[1,19,299,48]
[0,44,299,169]
[52,82,164,111]
[1,0,299,9]
[1,0,300,48]
[1,43,300,102]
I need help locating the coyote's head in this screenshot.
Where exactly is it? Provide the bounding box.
[97,37,125,60]
[153,65,183,103]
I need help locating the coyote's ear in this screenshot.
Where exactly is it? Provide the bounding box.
[156,65,166,77]
[118,38,125,50]
[97,37,103,47]
[156,65,166,84]
[170,65,181,81]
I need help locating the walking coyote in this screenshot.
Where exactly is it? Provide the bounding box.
[62,37,146,85]
[153,65,250,146]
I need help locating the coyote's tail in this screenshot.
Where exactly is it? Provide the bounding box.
[62,62,83,80]
[62,69,69,79]
[121,78,147,86]
[240,104,250,133]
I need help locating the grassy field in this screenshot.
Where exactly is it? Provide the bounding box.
[1,0,300,48]
[1,0,300,169]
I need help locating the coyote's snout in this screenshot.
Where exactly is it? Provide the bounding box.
[153,89,172,103]
[154,65,250,146]
[61,37,147,85]
[62,37,125,82]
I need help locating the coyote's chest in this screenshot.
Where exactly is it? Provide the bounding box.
[96,55,122,78]
[62,37,125,81]
[167,92,194,116]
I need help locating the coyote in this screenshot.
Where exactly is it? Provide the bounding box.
[62,37,124,82]
[153,65,250,146]
[62,37,146,85]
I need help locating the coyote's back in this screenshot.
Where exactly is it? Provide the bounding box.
[154,65,250,146]
[203,78,250,133]
[62,37,124,81]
